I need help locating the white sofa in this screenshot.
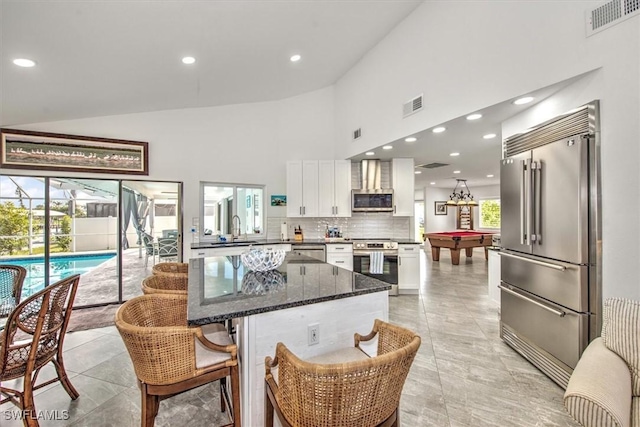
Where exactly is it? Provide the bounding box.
[564,298,640,427]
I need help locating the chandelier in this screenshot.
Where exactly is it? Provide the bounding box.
[445,179,478,207]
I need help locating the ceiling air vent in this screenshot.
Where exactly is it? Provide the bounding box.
[403,94,423,118]
[353,128,362,140]
[586,0,639,36]
[417,162,449,169]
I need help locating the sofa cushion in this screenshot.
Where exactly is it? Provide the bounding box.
[564,337,632,427]
[602,298,640,396]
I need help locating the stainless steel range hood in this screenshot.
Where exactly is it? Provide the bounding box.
[361,159,382,190]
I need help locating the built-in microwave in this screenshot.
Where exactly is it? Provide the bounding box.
[351,189,394,212]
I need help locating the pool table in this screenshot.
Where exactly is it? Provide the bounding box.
[423,231,495,265]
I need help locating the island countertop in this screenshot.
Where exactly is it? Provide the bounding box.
[187,252,391,325]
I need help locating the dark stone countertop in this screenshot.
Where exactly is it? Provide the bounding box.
[191,238,420,249]
[187,252,391,325]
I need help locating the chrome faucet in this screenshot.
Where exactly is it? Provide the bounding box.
[232,215,242,240]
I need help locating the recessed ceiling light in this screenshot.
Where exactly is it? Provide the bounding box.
[513,96,534,105]
[414,171,422,174]
[382,145,393,150]
[365,151,375,156]
[453,170,461,174]
[430,182,436,185]
[483,133,497,139]
[13,58,36,67]
[405,137,417,142]
[432,127,446,133]
[290,54,301,62]
[450,152,460,157]
[466,113,482,120]
[182,56,196,64]
[487,174,494,178]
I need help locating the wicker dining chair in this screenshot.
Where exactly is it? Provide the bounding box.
[264,319,421,427]
[0,265,27,318]
[0,274,81,427]
[115,294,241,427]
[141,274,187,296]
[152,262,188,277]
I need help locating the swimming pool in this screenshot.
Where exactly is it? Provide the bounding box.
[0,252,116,297]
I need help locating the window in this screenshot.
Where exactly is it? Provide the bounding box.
[200,182,265,239]
[479,199,500,229]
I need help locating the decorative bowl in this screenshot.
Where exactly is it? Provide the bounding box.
[240,248,286,272]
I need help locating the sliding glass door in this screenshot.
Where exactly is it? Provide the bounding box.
[0,175,182,308]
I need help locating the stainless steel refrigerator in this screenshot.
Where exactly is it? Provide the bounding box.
[499,101,601,389]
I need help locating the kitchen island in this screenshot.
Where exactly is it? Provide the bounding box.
[187,252,390,426]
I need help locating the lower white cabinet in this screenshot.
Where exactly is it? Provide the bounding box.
[190,243,291,259]
[325,243,353,271]
[398,244,419,293]
[488,249,501,310]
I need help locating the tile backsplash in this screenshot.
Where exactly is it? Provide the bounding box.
[267,213,411,240]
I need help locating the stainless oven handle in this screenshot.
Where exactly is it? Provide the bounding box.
[498,251,566,271]
[498,285,565,317]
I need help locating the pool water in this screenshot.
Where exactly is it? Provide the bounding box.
[0,252,116,297]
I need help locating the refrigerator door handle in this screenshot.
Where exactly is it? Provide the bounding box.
[520,159,529,245]
[499,284,566,317]
[498,251,567,271]
[531,161,542,244]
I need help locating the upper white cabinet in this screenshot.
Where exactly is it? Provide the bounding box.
[318,160,352,217]
[286,160,319,217]
[391,158,414,216]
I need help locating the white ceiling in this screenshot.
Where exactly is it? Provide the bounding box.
[0,1,586,193]
[0,0,422,125]
[350,74,589,190]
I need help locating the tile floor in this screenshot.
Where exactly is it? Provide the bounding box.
[1,249,581,427]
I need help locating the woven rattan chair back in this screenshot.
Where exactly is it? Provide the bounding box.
[0,274,81,426]
[265,319,421,427]
[141,274,188,296]
[115,294,241,427]
[0,265,27,317]
[152,262,188,277]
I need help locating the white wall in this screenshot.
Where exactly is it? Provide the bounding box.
[421,184,499,233]
[1,86,336,258]
[333,2,640,299]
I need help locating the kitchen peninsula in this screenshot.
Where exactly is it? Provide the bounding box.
[187,252,391,426]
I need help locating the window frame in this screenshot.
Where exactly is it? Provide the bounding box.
[478,197,501,230]
[199,181,265,241]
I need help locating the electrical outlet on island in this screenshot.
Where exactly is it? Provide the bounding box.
[308,323,319,346]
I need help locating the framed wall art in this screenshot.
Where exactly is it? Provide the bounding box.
[0,128,149,175]
[434,201,448,215]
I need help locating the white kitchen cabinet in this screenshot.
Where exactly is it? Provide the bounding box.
[318,160,352,217]
[326,243,353,271]
[391,158,415,217]
[488,249,501,311]
[286,160,319,217]
[398,244,420,293]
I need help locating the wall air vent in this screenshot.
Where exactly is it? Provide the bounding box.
[417,162,449,169]
[353,128,362,140]
[586,0,639,36]
[402,94,423,118]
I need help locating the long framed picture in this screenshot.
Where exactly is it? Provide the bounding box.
[434,201,448,215]
[0,128,149,175]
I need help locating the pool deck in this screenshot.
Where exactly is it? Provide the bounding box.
[73,247,154,306]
